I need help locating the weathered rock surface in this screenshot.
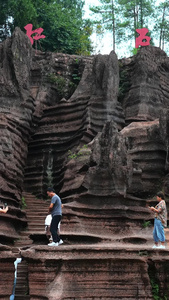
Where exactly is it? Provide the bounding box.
[0,27,169,299]
[0,244,16,299]
[21,245,169,300]
[121,47,169,122]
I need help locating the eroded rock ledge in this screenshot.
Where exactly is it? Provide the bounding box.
[20,245,169,300]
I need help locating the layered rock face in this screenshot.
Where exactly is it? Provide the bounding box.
[23,43,169,201]
[24,47,124,197]
[1,27,169,299]
[121,47,169,122]
[0,245,16,299]
[22,246,169,300]
[0,29,33,242]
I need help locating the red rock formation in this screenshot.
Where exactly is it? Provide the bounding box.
[120,46,169,122]
[0,27,169,300]
[0,28,33,240]
[0,244,16,299]
[21,246,169,300]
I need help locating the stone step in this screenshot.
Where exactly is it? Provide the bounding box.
[15,295,30,300]
[26,210,48,213]
[26,219,46,223]
[18,232,31,236]
[26,208,48,211]
[13,192,51,298]
[26,217,47,220]
[26,224,46,227]
[14,260,29,298]
[27,228,45,232]
[15,241,33,247]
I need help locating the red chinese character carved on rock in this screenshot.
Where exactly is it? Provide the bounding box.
[135,28,151,48]
[24,24,46,45]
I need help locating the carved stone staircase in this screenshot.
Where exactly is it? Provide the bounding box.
[14,260,30,300]
[13,192,50,299]
[14,192,50,248]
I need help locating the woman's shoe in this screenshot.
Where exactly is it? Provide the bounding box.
[158,245,165,249]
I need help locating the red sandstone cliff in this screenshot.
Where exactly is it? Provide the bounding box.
[0,27,169,299]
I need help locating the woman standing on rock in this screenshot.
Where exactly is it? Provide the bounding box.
[149,191,167,249]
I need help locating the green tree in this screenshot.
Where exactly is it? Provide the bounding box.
[35,0,92,54]
[90,0,155,53]
[0,0,93,55]
[153,1,169,51]
[9,0,37,30]
[90,0,122,52]
[0,0,12,40]
[118,0,154,43]
[0,0,38,40]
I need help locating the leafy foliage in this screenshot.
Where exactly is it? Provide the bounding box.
[116,0,154,43]
[68,145,90,160]
[47,74,67,96]
[118,64,131,101]
[21,196,27,209]
[90,0,123,51]
[1,0,169,55]
[0,0,93,55]
[89,0,169,55]
[142,220,151,228]
[153,1,169,52]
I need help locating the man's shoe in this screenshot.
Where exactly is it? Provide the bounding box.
[48,242,58,246]
[158,245,166,249]
[152,244,158,249]
[58,239,63,245]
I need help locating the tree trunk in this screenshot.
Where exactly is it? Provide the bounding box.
[111,0,115,51]
[140,0,143,27]
[159,6,165,48]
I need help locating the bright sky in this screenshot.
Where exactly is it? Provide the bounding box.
[83,0,115,56]
[83,0,167,58]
